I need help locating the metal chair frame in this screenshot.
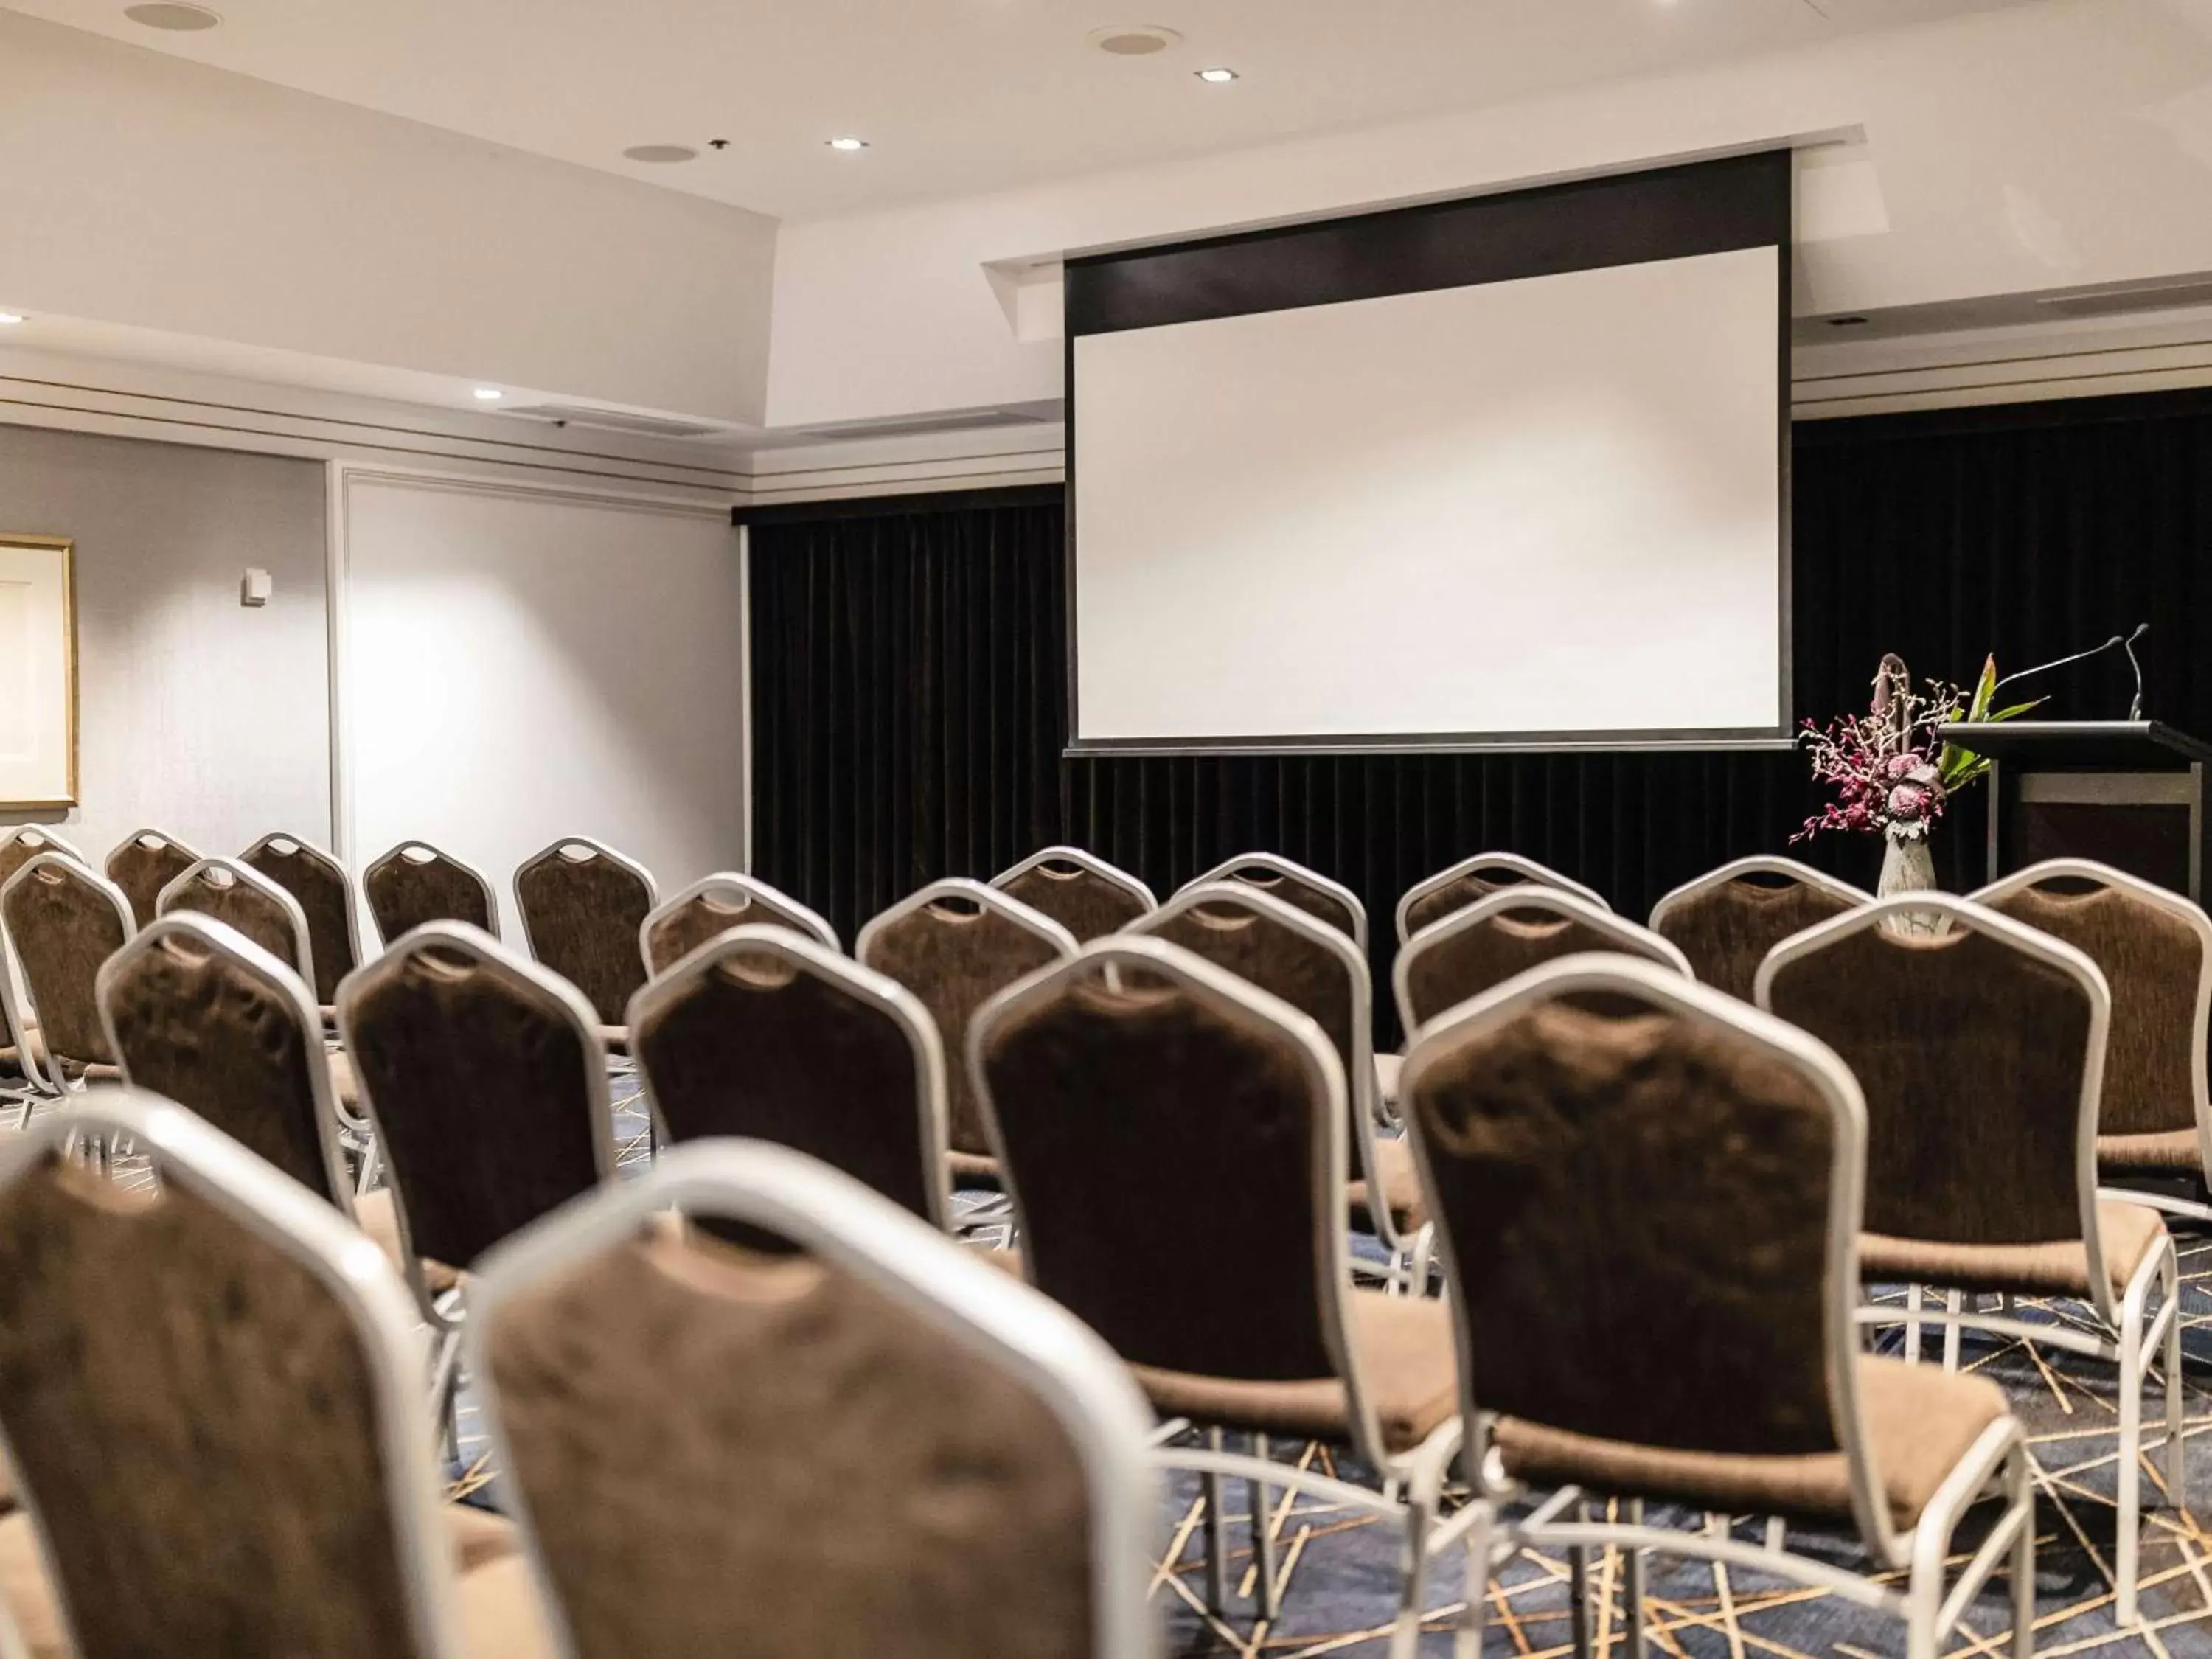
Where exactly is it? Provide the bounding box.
[0,1091,476,1659]
[855,877,1081,965]
[512,834,659,963]
[0,832,91,1101]
[1405,954,2034,1659]
[1755,891,2183,1626]
[240,830,364,989]
[970,936,1473,1658]
[1180,853,1369,954]
[156,855,318,992]
[991,845,1158,918]
[0,852,136,1101]
[639,871,838,971]
[1647,855,1871,933]
[466,1139,1164,1659]
[1394,852,1610,945]
[1393,886,1691,1040]
[362,841,501,947]
[629,924,956,1232]
[1970,857,2212,1228]
[1128,881,1433,1290]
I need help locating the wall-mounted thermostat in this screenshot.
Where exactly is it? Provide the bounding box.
[241,568,272,607]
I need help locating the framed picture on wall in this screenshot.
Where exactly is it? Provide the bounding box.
[0,535,78,809]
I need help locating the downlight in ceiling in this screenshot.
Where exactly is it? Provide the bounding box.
[125,2,220,29]
[1089,24,1183,55]
[623,144,699,164]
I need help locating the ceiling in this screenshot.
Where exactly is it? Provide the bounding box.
[2,0,2020,221]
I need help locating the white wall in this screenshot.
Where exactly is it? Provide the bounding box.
[340,473,748,911]
[766,0,2212,428]
[0,425,330,860]
[0,9,779,426]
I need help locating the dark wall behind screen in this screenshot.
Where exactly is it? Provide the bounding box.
[751,388,2212,1037]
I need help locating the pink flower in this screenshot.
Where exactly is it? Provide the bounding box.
[1842,801,1870,830]
[1888,782,1929,819]
[1885,751,1924,782]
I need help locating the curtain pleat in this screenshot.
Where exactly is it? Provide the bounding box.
[751,389,2212,1043]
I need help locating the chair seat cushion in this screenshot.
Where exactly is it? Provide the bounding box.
[1348,1136,1427,1235]
[1859,1200,2167,1298]
[355,1189,463,1297]
[2098,1128,2203,1174]
[0,1502,552,1658]
[595,1023,629,1057]
[324,1047,361,1110]
[1374,1051,1402,1109]
[947,1150,1000,1186]
[1131,1289,1457,1457]
[1495,1355,2009,1528]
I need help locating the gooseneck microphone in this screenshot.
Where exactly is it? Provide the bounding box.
[1992,623,2150,719]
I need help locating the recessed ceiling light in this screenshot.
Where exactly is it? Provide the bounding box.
[0,314,22,327]
[473,388,504,401]
[123,2,220,29]
[622,144,699,164]
[1196,66,1239,83]
[827,136,869,152]
[1088,24,1183,55]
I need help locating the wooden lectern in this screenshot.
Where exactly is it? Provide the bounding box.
[1933,720,2212,901]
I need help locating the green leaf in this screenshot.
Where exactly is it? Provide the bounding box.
[1966,654,1997,723]
[1986,698,2044,723]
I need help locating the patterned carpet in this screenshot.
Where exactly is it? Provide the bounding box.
[24,1069,2212,1656]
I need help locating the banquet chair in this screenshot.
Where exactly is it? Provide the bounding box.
[971,937,1470,1653]
[1649,855,1870,1001]
[94,913,423,1282]
[1394,886,1691,1034]
[104,827,199,929]
[241,831,361,1007]
[467,1141,1159,1659]
[630,925,951,1230]
[513,836,656,1045]
[857,879,1077,1186]
[1394,851,1609,945]
[1973,858,2212,1225]
[0,1093,554,1659]
[338,922,615,1431]
[1405,955,2034,1659]
[364,840,500,947]
[156,855,315,989]
[992,846,1156,942]
[1180,852,1367,951]
[0,827,84,893]
[1127,882,1430,1287]
[639,872,838,973]
[0,853,133,1093]
[1758,892,2181,1624]
[0,830,82,1093]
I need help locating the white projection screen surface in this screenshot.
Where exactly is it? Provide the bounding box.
[1065,151,1792,753]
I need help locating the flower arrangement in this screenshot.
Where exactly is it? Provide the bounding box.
[1794,653,2035,844]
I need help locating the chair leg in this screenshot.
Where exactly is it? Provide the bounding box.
[2115,1295,2143,1626]
[1202,1426,1228,1615]
[1251,1432,1280,1622]
[1387,1468,1437,1659]
[1623,1499,1649,1659]
[1455,1502,1494,1659]
[1569,1498,1593,1659]
[1906,1283,1924,1363]
[2164,1253,2185,1495]
[1943,1288,1964,1372]
[2010,1445,2037,1659]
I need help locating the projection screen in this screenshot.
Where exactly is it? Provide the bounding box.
[1065,150,1792,754]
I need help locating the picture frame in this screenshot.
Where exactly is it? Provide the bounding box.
[0,534,80,809]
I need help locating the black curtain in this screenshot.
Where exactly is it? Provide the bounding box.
[751,389,2212,1040]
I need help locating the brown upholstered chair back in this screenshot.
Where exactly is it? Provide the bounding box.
[1396,852,1609,944]
[974,939,1354,1392]
[0,827,86,894]
[632,927,948,1227]
[0,1095,467,1659]
[105,828,199,929]
[1757,894,2107,1253]
[1404,957,1871,1475]
[1182,853,1366,950]
[99,915,345,1204]
[1975,860,2212,1140]
[513,837,657,1026]
[641,873,838,975]
[857,880,1077,1158]
[242,833,360,1005]
[1395,887,1691,1034]
[155,856,314,988]
[363,841,498,947]
[338,922,611,1272]
[1649,858,1867,1002]
[992,848,1155,943]
[1127,883,1371,1127]
[1,853,133,1068]
[469,1142,1158,1659]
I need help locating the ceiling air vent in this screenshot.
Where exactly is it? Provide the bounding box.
[2037,278,2212,319]
[495,403,727,439]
